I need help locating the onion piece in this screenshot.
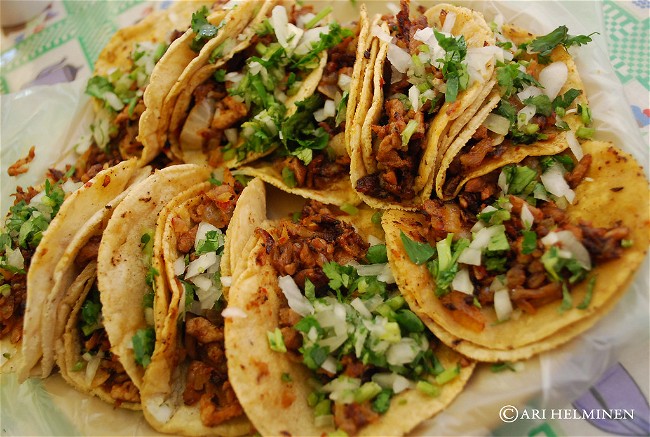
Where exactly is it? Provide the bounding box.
[541,230,592,270]
[387,44,411,73]
[220,276,232,287]
[180,97,215,151]
[408,85,420,112]
[278,275,314,316]
[494,289,513,321]
[520,203,535,230]
[222,306,247,319]
[566,130,584,161]
[386,338,419,366]
[482,113,510,135]
[458,247,481,266]
[517,86,543,102]
[540,162,575,204]
[372,25,393,43]
[539,61,568,100]
[452,267,474,294]
[350,298,372,319]
[517,105,537,129]
[173,256,186,277]
[186,252,218,278]
[85,355,102,386]
[441,11,456,33]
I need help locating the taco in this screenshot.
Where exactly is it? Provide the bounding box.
[226,201,474,436]
[57,262,141,409]
[237,11,364,206]
[166,2,352,169]
[383,141,649,362]
[139,175,265,435]
[141,0,268,166]
[85,0,217,165]
[433,23,592,200]
[97,164,211,391]
[17,159,142,381]
[349,2,500,209]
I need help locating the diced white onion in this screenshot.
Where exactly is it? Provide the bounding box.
[225,72,244,85]
[195,222,219,250]
[540,163,575,204]
[539,61,568,100]
[173,256,185,277]
[296,12,315,29]
[190,275,212,293]
[386,338,419,366]
[224,128,238,145]
[482,113,510,136]
[377,264,396,284]
[180,97,215,151]
[458,247,482,266]
[186,252,218,278]
[144,307,155,326]
[520,203,535,230]
[222,306,247,319]
[220,276,232,287]
[498,169,509,194]
[350,298,372,319]
[452,267,474,294]
[319,334,347,352]
[85,355,102,386]
[103,91,124,111]
[408,85,420,112]
[5,247,24,270]
[337,73,352,92]
[387,44,411,73]
[278,275,314,316]
[372,25,393,43]
[441,11,456,33]
[566,131,584,161]
[517,86,543,102]
[146,398,174,424]
[371,372,413,394]
[353,262,386,277]
[413,27,434,43]
[517,105,537,129]
[541,230,592,270]
[494,289,513,321]
[367,235,383,246]
[196,284,221,310]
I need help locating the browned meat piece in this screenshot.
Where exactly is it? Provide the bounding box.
[211,96,248,130]
[75,235,102,268]
[280,327,302,352]
[186,316,224,344]
[334,401,380,435]
[440,291,485,332]
[579,221,629,262]
[565,154,592,188]
[183,360,213,405]
[110,380,141,403]
[199,381,244,427]
[7,146,35,176]
[459,137,495,171]
[511,282,563,311]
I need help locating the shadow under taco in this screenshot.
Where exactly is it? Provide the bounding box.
[139,174,265,436]
[383,141,649,362]
[226,200,474,436]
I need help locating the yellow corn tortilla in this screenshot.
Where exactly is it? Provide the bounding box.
[138,1,238,165]
[226,208,474,436]
[350,4,496,210]
[18,159,140,382]
[383,141,649,362]
[97,164,211,390]
[57,262,141,410]
[140,179,267,436]
[433,25,589,200]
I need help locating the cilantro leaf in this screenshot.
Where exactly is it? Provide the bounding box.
[434,30,469,102]
[366,244,388,264]
[132,327,155,367]
[280,95,330,165]
[190,6,221,52]
[400,231,435,265]
[527,26,596,64]
[496,61,541,98]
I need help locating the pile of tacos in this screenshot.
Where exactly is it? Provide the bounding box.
[1,0,647,435]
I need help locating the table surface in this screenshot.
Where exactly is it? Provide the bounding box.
[0,1,648,436]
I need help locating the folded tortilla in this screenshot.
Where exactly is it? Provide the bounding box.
[227,203,474,436]
[433,24,589,200]
[19,159,141,381]
[97,164,211,390]
[140,177,265,436]
[349,3,496,210]
[383,141,649,361]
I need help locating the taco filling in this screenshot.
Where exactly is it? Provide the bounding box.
[167,172,244,427]
[75,281,141,406]
[0,168,81,345]
[401,152,630,331]
[268,28,358,190]
[441,25,595,198]
[257,201,469,434]
[177,4,350,166]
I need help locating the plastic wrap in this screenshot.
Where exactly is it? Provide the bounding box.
[0,1,647,435]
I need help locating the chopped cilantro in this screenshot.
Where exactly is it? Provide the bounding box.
[371,389,393,414]
[400,231,435,265]
[280,95,330,164]
[521,230,538,255]
[281,372,292,382]
[559,283,573,313]
[132,327,155,367]
[366,244,388,264]
[196,229,225,255]
[267,328,287,353]
[434,30,469,102]
[490,361,516,373]
[340,204,359,216]
[80,289,103,337]
[527,26,597,64]
[282,167,297,188]
[371,211,383,225]
[575,126,595,139]
[553,88,582,110]
[577,276,596,310]
[394,309,424,333]
[495,61,541,98]
[190,6,221,52]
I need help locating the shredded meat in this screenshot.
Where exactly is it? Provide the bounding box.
[7,146,36,176]
[211,96,248,130]
[75,235,102,268]
[565,154,592,188]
